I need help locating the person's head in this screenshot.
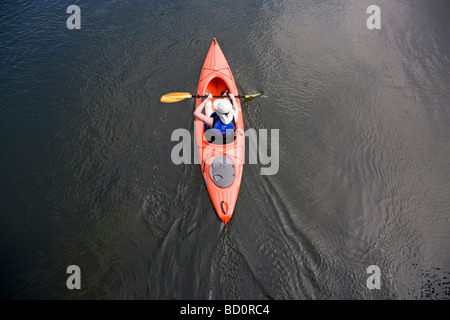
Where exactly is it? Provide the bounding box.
[214,98,233,124]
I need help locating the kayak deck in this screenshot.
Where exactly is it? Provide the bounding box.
[195,38,244,225]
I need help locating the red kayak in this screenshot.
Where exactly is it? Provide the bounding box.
[194,38,244,225]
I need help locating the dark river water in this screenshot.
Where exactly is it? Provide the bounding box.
[1,0,450,300]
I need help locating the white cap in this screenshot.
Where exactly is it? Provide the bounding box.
[213,99,233,124]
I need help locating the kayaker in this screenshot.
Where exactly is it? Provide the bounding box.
[193,90,238,143]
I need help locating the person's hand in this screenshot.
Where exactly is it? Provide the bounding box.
[206,93,213,101]
[229,93,235,100]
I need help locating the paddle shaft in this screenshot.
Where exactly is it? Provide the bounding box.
[160,91,261,103]
[194,95,246,99]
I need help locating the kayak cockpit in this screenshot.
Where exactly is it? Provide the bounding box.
[201,77,238,145]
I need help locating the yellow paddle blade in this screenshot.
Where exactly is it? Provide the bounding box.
[244,93,261,99]
[160,92,193,103]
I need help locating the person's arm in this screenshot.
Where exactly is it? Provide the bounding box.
[229,94,239,122]
[193,94,214,127]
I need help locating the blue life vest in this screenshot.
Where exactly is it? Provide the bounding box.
[206,112,236,137]
[205,112,236,144]
[212,118,235,137]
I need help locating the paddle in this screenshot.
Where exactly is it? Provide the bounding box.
[160,92,261,103]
